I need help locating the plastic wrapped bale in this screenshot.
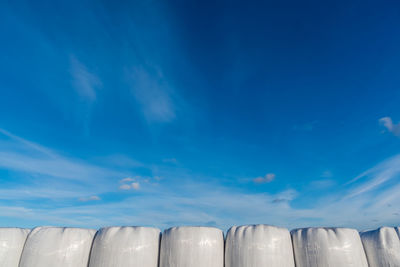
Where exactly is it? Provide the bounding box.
[291,227,368,267]
[360,227,400,267]
[88,226,161,267]
[19,226,95,267]
[225,225,295,267]
[160,226,224,267]
[0,228,30,267]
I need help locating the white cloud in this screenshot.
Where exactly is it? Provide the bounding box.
[119,181,140,190]
[119,182,140,191]
[253,173,275,184]
[131,182,140,190]
[379,117,400,136]
[129,65,176,123]
[119,177,142,190]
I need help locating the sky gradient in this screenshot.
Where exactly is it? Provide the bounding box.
[1,0,400,230]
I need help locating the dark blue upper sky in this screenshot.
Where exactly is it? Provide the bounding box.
[1,0,400,229]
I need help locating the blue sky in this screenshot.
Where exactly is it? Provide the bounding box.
[1,0,400,230]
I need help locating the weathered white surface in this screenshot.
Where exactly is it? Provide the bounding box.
[291,227,368,267]
[225,224,295,267]
[160,226,224,267]
[89,226,160,267]
[19,226,95,267]
[0,228,30,267]
[361,227,400,267]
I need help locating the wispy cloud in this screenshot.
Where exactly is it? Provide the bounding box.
[0,187,87,200]
[253,173,275,184]
[78,196,101,202]
[0,185,305,229]
[129,65,176,123]
[307,171,335,189]
[70,56,101,103]
[272,189,298,204]
[131,182,140,190]
[309,179,335,190]
[162,158,178,164]
[119,184,131,190]
[119,177,136,183]
[0,151,117,183]
[2,129,400,231]
[69,56,102,133]
[321,170,333,178]
[100,155,143,169]
[2,152,400,230]
[345,154,400,198]
[379,117,400,137]
[0,128,128,194]
[0,128,54,156]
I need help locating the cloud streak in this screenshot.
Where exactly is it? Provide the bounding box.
[345,154,400,198]
[1,129,400,231]
[78,196,101,202]
[0,128,128,194]
[129,65,176,123]
[70,56,101,103]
